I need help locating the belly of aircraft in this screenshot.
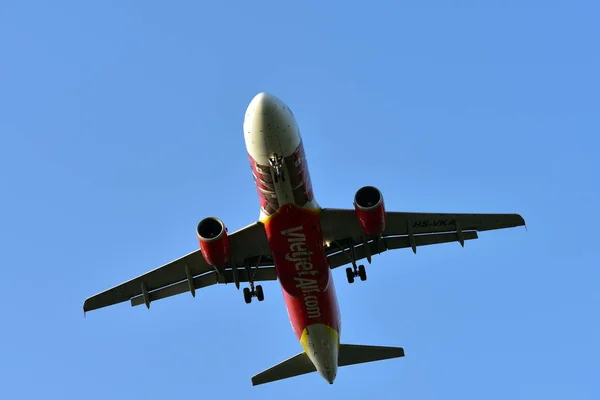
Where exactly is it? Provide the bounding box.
[263,204,341,334]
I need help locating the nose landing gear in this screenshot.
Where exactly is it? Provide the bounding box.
[269,155,285,183]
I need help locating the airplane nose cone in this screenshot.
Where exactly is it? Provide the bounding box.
[242,92,301,165]
[247,92,281,116]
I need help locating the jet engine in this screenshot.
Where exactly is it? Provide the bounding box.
[353,186,387,236]
[197,217,230,267]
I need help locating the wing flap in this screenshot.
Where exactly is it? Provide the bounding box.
[130,267,278,307]
[327,231,478,269]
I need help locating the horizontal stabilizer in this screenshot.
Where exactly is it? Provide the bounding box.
[338,344,405,367]
[251,352,316,386]
[251,344,405,386]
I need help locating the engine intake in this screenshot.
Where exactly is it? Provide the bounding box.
[354,186,387,236]
[197,217,230,267]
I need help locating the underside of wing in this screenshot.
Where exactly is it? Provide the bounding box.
[326,231,479,269]
[129,265,277,307]
[83,221,275,313]
[320,208,525,269]
[386,211,526,235]
[83,249,209,312]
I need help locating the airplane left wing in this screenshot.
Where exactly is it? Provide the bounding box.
[83,222,275,313]
[320,208,525,269]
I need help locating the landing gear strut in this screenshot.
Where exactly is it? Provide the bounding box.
[345,238,368,284]
[243,259,265,304]
[269,155,285,183]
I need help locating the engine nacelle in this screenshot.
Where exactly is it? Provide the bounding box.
[354,186,387,236]
[196,217,230,267]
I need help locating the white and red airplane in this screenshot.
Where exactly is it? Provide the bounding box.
[84,93,525,386]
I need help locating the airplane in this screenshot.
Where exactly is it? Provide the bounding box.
[83,92,526,386]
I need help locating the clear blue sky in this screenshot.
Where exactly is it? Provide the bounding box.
[1,1,598,399]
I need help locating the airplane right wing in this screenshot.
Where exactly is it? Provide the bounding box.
[320,209,525,269]
[83,221,276,313]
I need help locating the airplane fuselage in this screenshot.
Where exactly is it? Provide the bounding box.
[82,91,525,386]
[244,93,341,383]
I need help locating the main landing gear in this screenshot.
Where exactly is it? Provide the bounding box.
[243,259,265,304]
[243,284,264,304]
[345,238,368,284]
[346,264,367,284]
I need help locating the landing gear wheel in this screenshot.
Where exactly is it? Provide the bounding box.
[358,264,367,281]
[256,285,264,302]
[346,267,355,284]
[243,287,252,304]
